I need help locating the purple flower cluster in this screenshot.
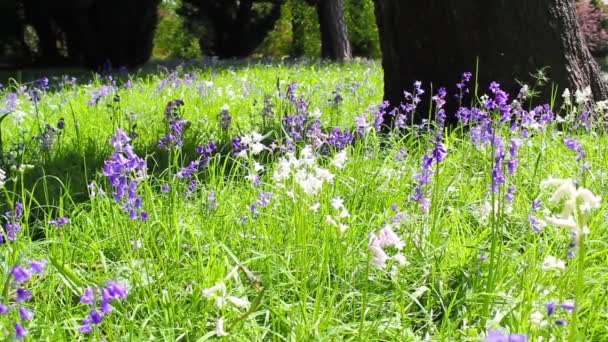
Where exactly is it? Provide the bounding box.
[79,281,128,334]
[218,105,232,131]
[563,137,586,161]
[49,217,70,227]
[87,85,115,106]
[491,136,506,194]
[507,138,522,175]
[485,329,527,342]
[103,129,148,220]
[411,132,448,214]
[3,202,24,242]
[177,141,217,180]
[158,100,189,149]
[545,300,575,326]
[373,101,390,131]
[2,260,47,339]
[29,78,49,104]
[283,113,307,142]
[327,127,354,150]
[455,72,472,101]
[2,92,19,115]
[486,82,511,122]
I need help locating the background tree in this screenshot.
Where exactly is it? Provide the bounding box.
[0,0,160,69]
[304,0,351,60]
[0,0,30,67]
[179,0,283,58]
[374,0,608,123]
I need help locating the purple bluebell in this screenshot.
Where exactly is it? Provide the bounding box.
[0,303,8,314]
[563,138,586,161]
[532,199,542,211]
[87,85,114,106]
[80,287,95,304]
[11,266,32,284]
[104,129,147,220]
[2,92,19,114]
[49,217,70,227]
[546,301,556,316]
[505,185,516,204]
[218,106,232,131]
[257,192,273,208]
[18,306,33,321]
[207,191,218,210]
[528,215,544,233]
[16,288,31,302]
[485,329,527,342]
[560,302,575,311]
[373,101,389,131]
[432,134,447,163]
[14,323,28,339]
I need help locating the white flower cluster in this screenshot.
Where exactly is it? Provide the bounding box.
[368,224,407,270]
[272,146,336,196]
[0,168,5,188]
[236,132,268,158]
[541,177,601,236]
[326,197,350,233]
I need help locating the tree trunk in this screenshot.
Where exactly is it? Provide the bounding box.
[374,0,608,124]
[317,0,352,60]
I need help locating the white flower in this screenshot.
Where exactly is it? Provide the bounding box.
[330,197,344,210]
[215,317,229,337]
[311,108,322,118]
[368,224,406,269]
[541,177,601,233]
[542,255,566,272]
[12,110,26,125]
[530,311,545,326]
[221,104,229,111]
[202,282,227,308]
[253,161,264,172]
[545,216,578,230]
[412,285,429,299]
[331,150,348,169]
[309,202,320,212]
[574,86,591,105]
[562,88,572,106]
[227,296,250,309]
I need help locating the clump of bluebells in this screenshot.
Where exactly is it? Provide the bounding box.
[103,129,148,220]
[158,99,188,150]
[1,260,47,339]
[78,281,128,334]
[2,202,24,242]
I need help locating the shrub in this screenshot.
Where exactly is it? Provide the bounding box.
[575,0,608,56]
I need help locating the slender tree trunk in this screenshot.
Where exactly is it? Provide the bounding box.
[374,0,608,124]
[317,0,352,60]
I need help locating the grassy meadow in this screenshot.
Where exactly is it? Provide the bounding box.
[0,60,606,341]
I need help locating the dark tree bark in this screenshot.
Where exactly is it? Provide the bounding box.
[14,0,159,69]
[180,0,282,58]
[374,0,608,124]
[309,0,352,60]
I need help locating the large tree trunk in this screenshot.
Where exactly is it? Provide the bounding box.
[374,0,608,124]
[317,0,352,60]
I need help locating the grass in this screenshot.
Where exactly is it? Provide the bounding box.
[0,59,606,341]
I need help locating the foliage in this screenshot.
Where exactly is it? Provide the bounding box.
[575,0,608,56]
[153,0,202,59]
[0,61,606,340]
